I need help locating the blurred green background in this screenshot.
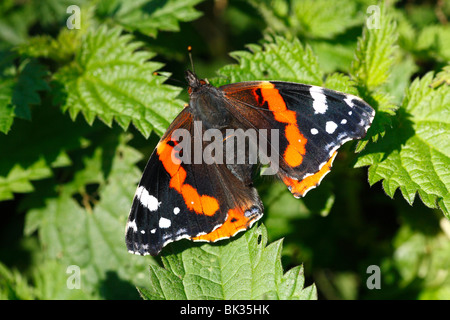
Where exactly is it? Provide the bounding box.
[0,0,449,300]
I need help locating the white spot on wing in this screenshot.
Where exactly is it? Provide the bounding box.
[325,121,338,134]
[310,87,328,114]
[136,186,160,211]
[311,128,319,135]
[341,119,347,124]
[159,217,171,229]
[127,220,137,232]
[173,207,180,215]
[344,96,355,108]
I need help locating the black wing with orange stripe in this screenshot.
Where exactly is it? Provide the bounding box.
[126,71,374,256]
[125,108,263,256]
[220,80,375,198]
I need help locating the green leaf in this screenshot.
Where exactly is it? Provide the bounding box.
[24,136,154,297]
[0,77,15,134]
[214,36,323,86]
[32,260,95,299]
[0,104,92,201]
[140,224,316,300]
[350,3,400,151]
[53,26,183,137]
[351,3,398,90]
[279,265,318,299]
[415,25,450,62]
[381,53,418,104]
[0,262,36,300]
[0,56,49,133]
[381,213,450,299]
[290,0,362,39]
[215,36,367,99]
[248,0,363,39]
[18,31,81,64]
[0,256,94,299]
[0,159,52,201]
[12,59,50,120]
[0,2,35,46]
[17,4,95,63]
[96,0,204,37]
[323,73,359,95]
[355,71,450,217]
[310,40,357,74]
[31,0,86,27]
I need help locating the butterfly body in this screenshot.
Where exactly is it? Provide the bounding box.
[187,76,231,129]
[126,71,375,256]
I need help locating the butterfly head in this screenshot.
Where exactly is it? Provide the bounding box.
[185,70,209,95]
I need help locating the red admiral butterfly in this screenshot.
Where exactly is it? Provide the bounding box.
[126,70,375,256]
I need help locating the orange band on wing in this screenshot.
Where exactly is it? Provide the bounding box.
[254,82,307,168]
[282,151,337,197]
[192,207,257,242]
[157,138,219,217]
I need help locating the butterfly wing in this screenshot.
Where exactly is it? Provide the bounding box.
[127,78,375,256]
[220,80,375,198]
[126,108,263,256]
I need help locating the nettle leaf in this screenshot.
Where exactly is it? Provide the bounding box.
[323,73,359,95]
[0,1,35,46]
[350,4,400,151]
[0,261,36,299]
[139,224,316,300]
[391,224,450,290]
[32,260,94,299]
[290,0,362,39]
[0,77,15,134]
[0,104,92,202]
[96,0,204,37]
[31,0,86,27]
[311,41,357,74]
[12,59,50,120]
[25,137,153,297]
[355,71,450,217]
[248,0,363,39]
[351,3,398,90]
[0,56,49,134]
[0,159,52,201]
[18,31,82,64]
[415,25,450,62]
[214,36,368,100]
[17,4,95,63]
[260,179,335,243]
[214,36,323,86]
[53,26,183,138]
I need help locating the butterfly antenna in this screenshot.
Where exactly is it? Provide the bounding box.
[152,72,185,86]
[188,46,195,74]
